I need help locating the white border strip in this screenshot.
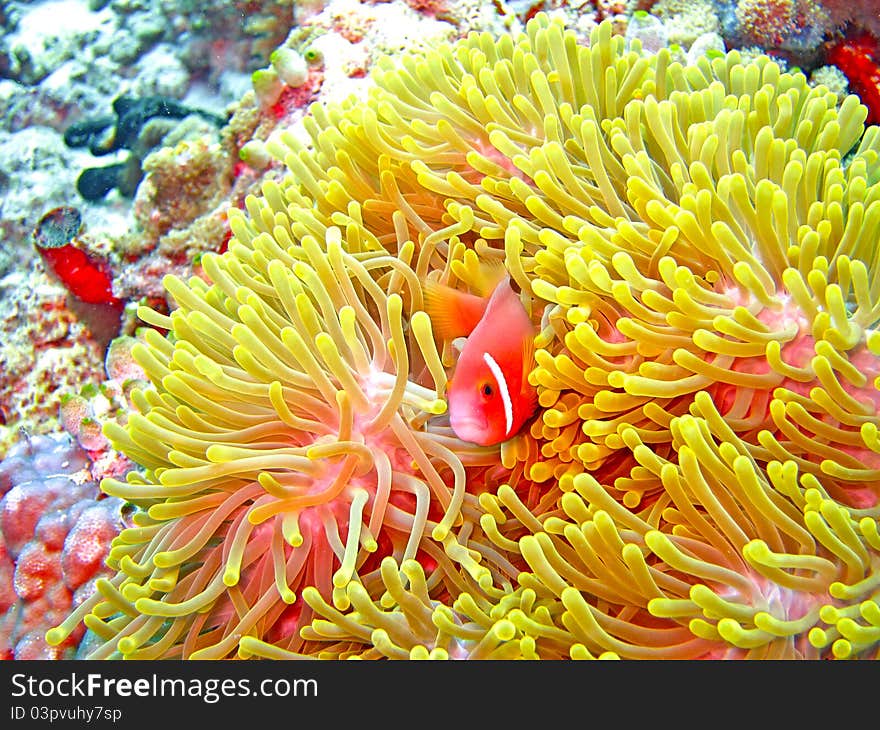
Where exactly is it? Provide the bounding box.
[483,352,513,437]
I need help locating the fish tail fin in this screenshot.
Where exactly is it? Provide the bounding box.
[424,278,488,341]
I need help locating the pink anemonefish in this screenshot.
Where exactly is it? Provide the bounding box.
[425,274,538,446]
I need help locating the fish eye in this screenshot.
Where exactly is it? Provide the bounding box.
[481,383,493,397]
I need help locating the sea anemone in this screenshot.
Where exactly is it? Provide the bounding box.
[46,219,520,658]
[50,15,880,659]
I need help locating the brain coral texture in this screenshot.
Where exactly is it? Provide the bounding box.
[49,15,880,660]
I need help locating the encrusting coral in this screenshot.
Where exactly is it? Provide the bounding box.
[49,15,880,659]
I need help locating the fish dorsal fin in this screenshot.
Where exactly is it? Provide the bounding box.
[450,252,508,298]
[424,278,488,341]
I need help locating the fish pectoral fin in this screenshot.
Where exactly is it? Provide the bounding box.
[521,335,536,385]
[520,336,539,417]
[522,382,539,419]
[424,278,487,341]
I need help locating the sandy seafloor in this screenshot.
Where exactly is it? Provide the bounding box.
[0,0,878,660]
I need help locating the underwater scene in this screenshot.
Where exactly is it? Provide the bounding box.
[0,0,879,661]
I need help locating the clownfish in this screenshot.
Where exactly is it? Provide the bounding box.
[425,274,538,446]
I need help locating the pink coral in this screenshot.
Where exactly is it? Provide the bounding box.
[0,433,126,659]
[61,503,122,591]
[820,0,880,37]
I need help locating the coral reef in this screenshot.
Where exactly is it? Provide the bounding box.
[625,10,668,53]
[0,0,303,301]
[59,334,147,481]
[249,45,324,120]
[0,125,111,274]
[733,0,831,65]
[132,135,232,240]
[825,31,880,126]
[444,0,523,37]
[63,95,227,200]
[105,0,495,324]
[685,31,727,65]
[819,0,880,39]
[809,64,850,103]
[0,0,115,86]
[64,96,227,157]
[0,433,126,659]
[47,15,880,660]
[0,263,109,455]
[33,206,121,307]
[172,1,298,78]
[650,0,721,47]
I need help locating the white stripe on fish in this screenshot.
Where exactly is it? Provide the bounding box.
[482,351,513,438]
